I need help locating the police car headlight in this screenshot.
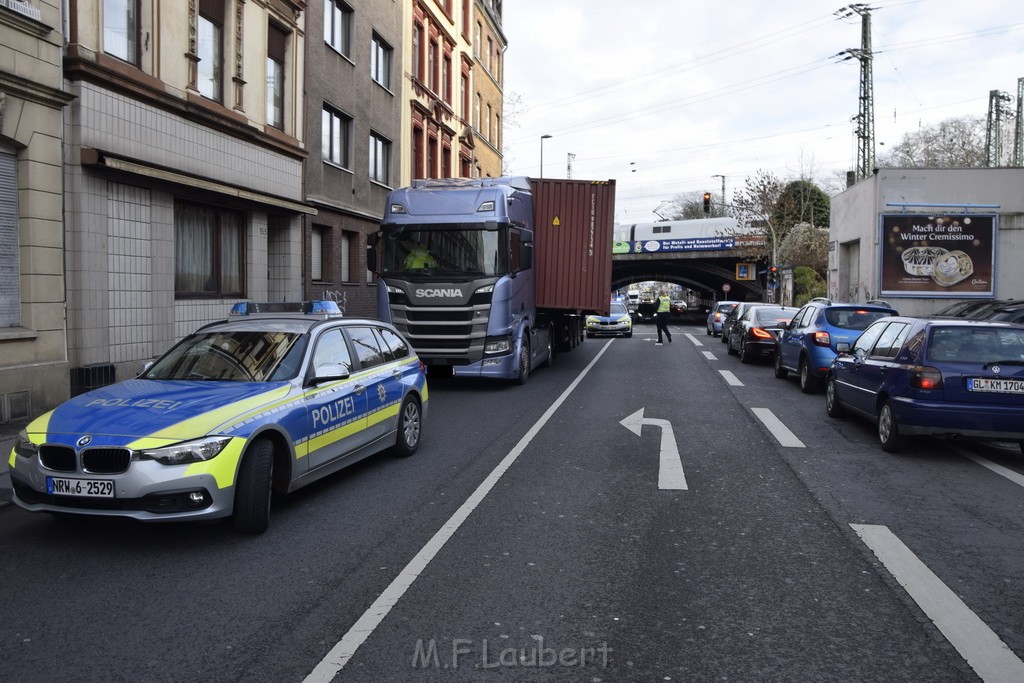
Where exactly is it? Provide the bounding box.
[139,436,232,465]
[13,431,38,459]
[586,316,599,324]
[618,316,631,324]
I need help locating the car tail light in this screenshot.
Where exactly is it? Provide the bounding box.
[751,327,773,340]
[714,312,722,322]
[910,366,943,390]
[813,331,831,347]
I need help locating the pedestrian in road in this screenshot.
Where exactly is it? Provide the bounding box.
[655,289,672,345]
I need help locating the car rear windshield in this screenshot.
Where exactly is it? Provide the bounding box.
[927,327,1024,363]
[754,307,795,324]
[717,304,737,314]
[824,308,892,331]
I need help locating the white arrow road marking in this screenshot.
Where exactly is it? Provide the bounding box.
[719,369,743,386]
[620,408,688,490]
[702,351,716,360]
[685,333,704,346]
[852,524,1024,683]
[751,407,805,447]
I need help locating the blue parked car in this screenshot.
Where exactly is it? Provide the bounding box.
[826,317,1024,453]
[774,298,897,393]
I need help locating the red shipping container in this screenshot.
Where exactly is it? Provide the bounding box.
[530,178,615,315]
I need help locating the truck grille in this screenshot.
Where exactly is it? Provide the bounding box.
[389,304,490,361]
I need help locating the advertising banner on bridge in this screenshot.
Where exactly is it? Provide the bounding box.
[879,213,996,297]
[612,237,735,254]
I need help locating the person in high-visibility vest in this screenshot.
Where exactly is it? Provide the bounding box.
[655,290,673,345]
[404,242,437,269]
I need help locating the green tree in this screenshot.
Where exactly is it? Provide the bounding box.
[792,266,826,307]
[773,180,830,231]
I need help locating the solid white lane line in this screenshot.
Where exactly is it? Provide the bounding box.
[304,340,614,682]
[685,333,704,347]
[751,407,805,447]
[851,524,1024,683]
[954,447,1024,489]
[719,370,743,386]
[702,351,716,360]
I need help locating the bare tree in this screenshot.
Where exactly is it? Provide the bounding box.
[661,191,719,220]
[732,169,785,263]
[501,91,525,176]
[878,115,987,168]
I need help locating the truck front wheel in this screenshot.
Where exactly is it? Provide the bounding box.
[516,338,530,385]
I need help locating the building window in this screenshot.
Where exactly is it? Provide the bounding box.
[174,201,244,297]
[412,23,422,81]
[475,93,481,129]
[311,225,328,282]
[340,231,352,282]
[443,55,451,104]
[104,0,139,64]
[461,74,469,121]
[267,23,287,130]
[322,105,351,167]
[0,146,20,327]
[486,37,493,72]
[324,0,352,56]
[475,21,481,57]
[369,132,391,184]
[485,104,491,142]
[412,124,424,180]
[197,0,224,102]
[428,40,437,93]
[371,33,392,89]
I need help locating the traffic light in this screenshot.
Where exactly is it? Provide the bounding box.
[702,192,712,215]
[768,265,778,286]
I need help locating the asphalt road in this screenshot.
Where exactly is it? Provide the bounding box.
[3,322,1023,681]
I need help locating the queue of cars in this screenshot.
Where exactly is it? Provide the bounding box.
[714,296,1024,456]
[8,301,429,533]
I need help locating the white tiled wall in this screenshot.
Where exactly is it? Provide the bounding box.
[107,182,153,363]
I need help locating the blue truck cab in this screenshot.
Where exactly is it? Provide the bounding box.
[368,177,551,383]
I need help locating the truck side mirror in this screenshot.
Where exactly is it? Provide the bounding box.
[520,242,533,270]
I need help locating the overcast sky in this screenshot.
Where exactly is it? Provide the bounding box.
[500,0,1023,223]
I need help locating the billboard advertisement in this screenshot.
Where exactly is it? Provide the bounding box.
[879,213,996,297]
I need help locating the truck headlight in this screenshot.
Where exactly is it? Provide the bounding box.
[484,334,512,355]
[139,436,232,465]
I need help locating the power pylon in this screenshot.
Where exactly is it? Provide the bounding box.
[986,89,1013,167]
[1013,78,1023,167]
[835,4,876,182]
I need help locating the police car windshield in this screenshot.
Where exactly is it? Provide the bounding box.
[143,330,308,382]
[379,224,509,278]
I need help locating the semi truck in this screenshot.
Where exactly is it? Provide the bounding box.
[367,177,615,383]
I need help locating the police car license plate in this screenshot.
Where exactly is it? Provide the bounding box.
[46,477,114,498]
[967,378,1024,394]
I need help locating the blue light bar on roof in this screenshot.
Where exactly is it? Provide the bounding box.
[228,301,343,317]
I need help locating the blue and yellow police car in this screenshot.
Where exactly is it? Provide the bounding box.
[8,301,428,533]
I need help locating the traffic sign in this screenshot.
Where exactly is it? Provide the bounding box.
[722,283,731,293]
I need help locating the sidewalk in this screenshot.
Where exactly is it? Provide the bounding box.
[0,419,27,509]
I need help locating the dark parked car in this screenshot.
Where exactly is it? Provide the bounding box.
[826,317,1024,454]
[775,298,898,393]
[972,300,1024,324]
[931,298,1007,318]
[721,302,768,345]
[726,305,798,363]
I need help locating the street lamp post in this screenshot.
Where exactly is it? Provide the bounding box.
[539,134,552,178]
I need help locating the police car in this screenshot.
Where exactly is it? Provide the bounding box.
[8,301,428,533]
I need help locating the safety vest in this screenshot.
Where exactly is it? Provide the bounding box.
[657,295,671,313]
[405,245,437,269]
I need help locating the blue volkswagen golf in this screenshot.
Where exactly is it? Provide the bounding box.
[825,317,1024,453]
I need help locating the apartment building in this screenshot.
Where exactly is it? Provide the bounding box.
[61,0,312,397]
[302,0,403,317]
[471,0,504,178]
[0,0,74,421]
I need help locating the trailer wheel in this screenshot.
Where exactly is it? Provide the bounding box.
[515,338,530,385]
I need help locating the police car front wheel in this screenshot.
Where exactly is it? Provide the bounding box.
[392,396,422,457]
[233,438,274,534]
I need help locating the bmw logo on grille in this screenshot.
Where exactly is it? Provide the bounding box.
[77,435,93,447]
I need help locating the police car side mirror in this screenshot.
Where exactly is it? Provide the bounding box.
[311,363,351,384]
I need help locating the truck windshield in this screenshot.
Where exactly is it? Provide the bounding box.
[379,224,508,278]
